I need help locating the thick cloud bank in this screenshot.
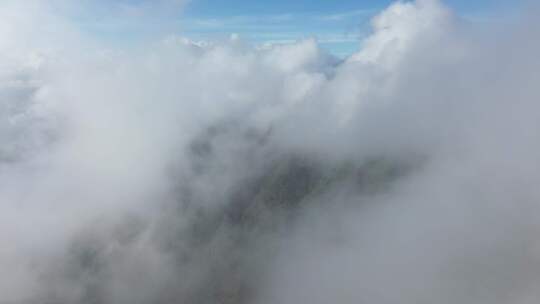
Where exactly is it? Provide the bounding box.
[1,0,540,303]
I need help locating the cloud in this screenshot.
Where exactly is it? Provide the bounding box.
[0,0,539,303]
[317,9,377,21]
[179,10,374,56]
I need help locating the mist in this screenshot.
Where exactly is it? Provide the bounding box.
[1,0,540,303]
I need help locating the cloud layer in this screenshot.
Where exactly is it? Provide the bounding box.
[1,0,540,303]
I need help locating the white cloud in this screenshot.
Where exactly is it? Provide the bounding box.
[0,0,539,303]
[317,9,377,21]
[349,0,453,66]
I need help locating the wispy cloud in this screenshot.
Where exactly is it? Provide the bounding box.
[316,9,377,21]
[181,9,376,29]
[178,9,375,56]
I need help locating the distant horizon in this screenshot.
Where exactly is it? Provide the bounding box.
[183,0,514,56]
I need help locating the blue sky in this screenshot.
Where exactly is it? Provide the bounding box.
[185,0,505,16]
[181,0,512,56]
[82,0,517,57]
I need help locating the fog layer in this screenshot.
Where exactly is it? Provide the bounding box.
[1,0,540,303]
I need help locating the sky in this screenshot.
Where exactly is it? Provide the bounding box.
[179,0,512,56]
[73,0,518,57]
